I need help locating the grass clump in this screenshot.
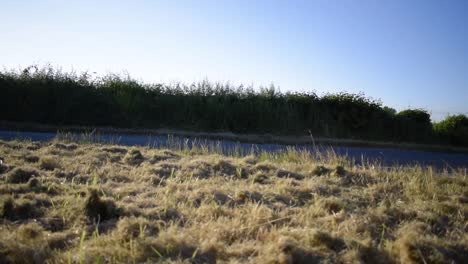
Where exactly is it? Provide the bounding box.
[84,189,120,221]
[123,149,145,165]
[0,163,8,174]
[315,197,345,214]
[101,146,128,154]
[115,217,157,241]
[276,168,304,180]
[0,197,14,219]
[311,165,330,176]
[27,177,40,189]
[309,230,346,252]
[393,223,468,263]
[213,159,238,177]
[0,222,52,264]
[252,172,270,184]
[23,154,39,163]
[332,165,346,177]
[1,196,41,220]
[274,239,323,264]
[149,150,180,163]
[54,143,78,151]
[39,156,61,171]
[5,167,39,183]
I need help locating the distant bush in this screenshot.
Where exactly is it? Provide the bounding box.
[0,65,466,146]
[395,109,433,142]
[434,115,468,146]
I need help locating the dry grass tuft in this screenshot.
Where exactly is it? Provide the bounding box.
[274,239,323,264]
[252,172,270,184]
[84,189,120,221]
[149,150,180,163]
[253,161,278,173]
[0,222,51,264]
[1,196,42,220]
[309,230,346,252]
[315,196,345,214]
[332,165,346,177]
[27,177,40,188]
[213,159,238,177]
[311,165,330,176]
[276,168,304,180]
[102,146,128,154]
[39,156,61,171]
[26,142,42,150]
[393,222,468,263]
[0,163,9,174]
[181,159,213,179]
[123,148,145,165]
[23,154,39,163]
[115,217,157,240]
[54,143,78,151]
[5,167,39,183]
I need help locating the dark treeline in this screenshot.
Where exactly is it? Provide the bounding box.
[1,66,467,146]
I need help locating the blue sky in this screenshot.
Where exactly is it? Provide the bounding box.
[1,0,467,121]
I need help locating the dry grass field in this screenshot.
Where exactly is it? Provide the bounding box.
[0,139,467,263]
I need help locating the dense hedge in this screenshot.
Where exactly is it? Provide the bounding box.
[433,115,468,146]
[0,66,466,146]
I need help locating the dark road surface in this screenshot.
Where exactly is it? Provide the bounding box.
[1,130,467,169]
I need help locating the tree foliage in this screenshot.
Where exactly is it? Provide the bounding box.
[434,115,468,146]
[1,65,466,146]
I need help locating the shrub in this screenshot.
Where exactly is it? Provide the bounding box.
[395,109,432,142]
[434,115,468,146]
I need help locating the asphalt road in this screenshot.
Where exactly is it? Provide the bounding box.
[1,130,467,169]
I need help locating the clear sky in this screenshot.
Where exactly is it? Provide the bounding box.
[1,0,467,121]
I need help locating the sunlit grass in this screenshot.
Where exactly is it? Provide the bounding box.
[0,138,466,263]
